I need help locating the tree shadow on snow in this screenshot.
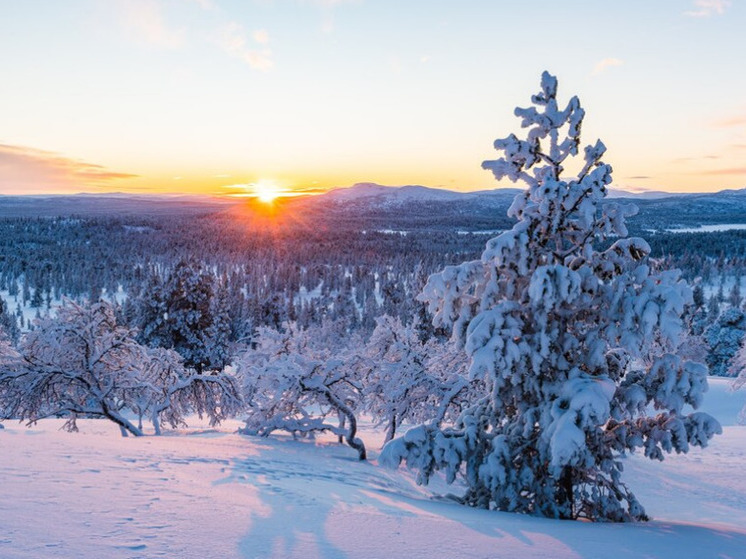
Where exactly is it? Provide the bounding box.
[214,436,746,559]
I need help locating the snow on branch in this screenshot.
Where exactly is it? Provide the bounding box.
[385,71,721,522]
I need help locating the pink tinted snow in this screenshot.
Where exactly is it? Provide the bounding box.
[1,379,745,559]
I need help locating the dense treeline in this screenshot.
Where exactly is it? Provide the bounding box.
[1,207,745,345]
[0,210,487,341]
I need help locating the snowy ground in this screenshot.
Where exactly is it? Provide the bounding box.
[2,380,745,559]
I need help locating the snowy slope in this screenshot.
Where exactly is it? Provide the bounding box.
[320,182,516,205]
[1,380,745,559]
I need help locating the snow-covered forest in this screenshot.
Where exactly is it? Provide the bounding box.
[3,72,746,556]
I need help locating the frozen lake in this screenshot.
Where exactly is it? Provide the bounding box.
[666,223,746,233]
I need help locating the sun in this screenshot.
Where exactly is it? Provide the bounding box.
[253,179,281,203]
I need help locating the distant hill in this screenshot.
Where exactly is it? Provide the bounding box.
[2,185,746,233]
[320,182,519,205]
[0,193,233,217]
[606,188,682,199]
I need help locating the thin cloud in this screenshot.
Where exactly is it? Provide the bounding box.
[218,23,273,71]
[305,0,358,7]
[698,167,746,176]
[592,58,623,76]
[302,0,359,34]
[285,186,329,195]
[672,154,720,163]
[711,114,746,127]
[321,17,335,34]
[684,0,731,17]
[185,0,214,9]
[118,0,186,49]
[216,183,327,197]
[0,143,137,194]
[253,29,270,45]
[626,176,651,180]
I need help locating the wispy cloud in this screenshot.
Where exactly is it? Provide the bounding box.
[592,58,623,76]
[673,154,721,163]
[0,143,137,194]
[303,0,358,7]
[711,114,746,127]
[302,0,359,34]
[253,29,270,45]
[684,0,731,17]
[626,176,651,180]
[321,18,335,34]
[117,0,186,49]
[698,167,746,175]
[218,23,273,71]
[185,0,214,9]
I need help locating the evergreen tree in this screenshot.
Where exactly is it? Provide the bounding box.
[728,281,742,308]
[0,299,19,343]
[704,306,746,376]
[381,72,720,522]
[30,287,44,309]
[729,338,746,423]
[692,283,705,309]
[135,260,230,373]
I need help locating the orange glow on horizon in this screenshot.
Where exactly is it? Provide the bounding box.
[253,180,281,203]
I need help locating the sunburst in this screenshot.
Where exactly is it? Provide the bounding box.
[253,179,281,203]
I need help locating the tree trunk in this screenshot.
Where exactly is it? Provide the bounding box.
[557,466,574,520]
[102,404,144,437]
[384,415,397,445]
[152,409,162,436]
[321,389,366,460]
[343,413,367,461]
[337,412,346,444]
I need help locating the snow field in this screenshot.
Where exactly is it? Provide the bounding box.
[2,379,745,559]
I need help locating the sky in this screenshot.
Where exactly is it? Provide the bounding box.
[0,0,744,197]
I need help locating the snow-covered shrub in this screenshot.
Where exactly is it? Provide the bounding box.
[381,72,721,522]
[0,301,241,437]
[135,347,243,435]
[237,322,367,460]
[729,338,746,423]
[0,330,21,425]
[362,315,473,443]
[0,301,147,436]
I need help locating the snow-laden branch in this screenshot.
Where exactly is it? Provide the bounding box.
[385,71,721,522]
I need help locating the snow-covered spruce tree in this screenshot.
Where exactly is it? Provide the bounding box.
[704,306,746,376]
[135,260,231,374]
[381,72,721,521]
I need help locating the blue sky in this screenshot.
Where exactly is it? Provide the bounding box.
[0,0,743,196]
